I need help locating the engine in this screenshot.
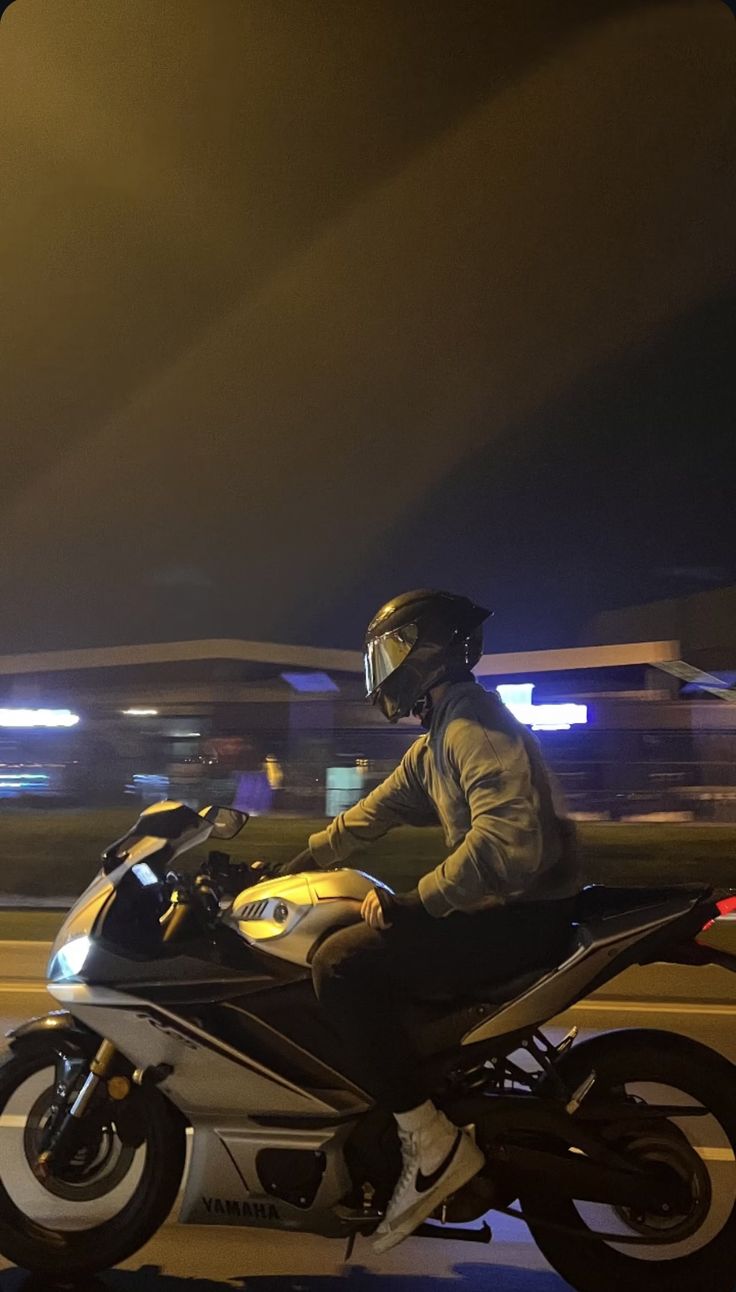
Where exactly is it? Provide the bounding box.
[227,869,392,966]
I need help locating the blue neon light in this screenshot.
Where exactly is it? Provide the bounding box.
[280,672,339,694]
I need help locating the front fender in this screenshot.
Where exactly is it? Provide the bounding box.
[6,1010,99,1058]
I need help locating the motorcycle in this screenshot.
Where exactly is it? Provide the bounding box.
[1,799,736,1292]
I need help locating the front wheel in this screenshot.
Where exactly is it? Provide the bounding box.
[521,1030,736,1292]
[0,1040,186,1277]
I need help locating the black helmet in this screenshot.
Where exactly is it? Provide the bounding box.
[364,589,491,722]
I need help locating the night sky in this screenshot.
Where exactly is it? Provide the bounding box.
[1,1,734,656]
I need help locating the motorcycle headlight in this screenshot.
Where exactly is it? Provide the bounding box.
[54,935,92,979]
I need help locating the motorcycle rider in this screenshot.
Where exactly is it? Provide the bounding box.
[283,590,582,1251]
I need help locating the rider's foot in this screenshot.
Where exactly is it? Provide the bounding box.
[373,1107,484,1254]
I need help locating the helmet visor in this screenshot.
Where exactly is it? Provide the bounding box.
[364,623,418,698]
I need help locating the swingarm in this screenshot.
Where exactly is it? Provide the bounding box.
[446,1091,705,1213]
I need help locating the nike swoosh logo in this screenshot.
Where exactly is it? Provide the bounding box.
[415,1132,462,1194]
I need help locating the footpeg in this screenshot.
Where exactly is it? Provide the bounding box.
[334,1203,382,1229]
[566,1070,596,1115]
[555,1026,578,1057]
[436,1173,497,1223]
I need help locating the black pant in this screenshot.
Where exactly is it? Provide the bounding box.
[311,898,575,1112]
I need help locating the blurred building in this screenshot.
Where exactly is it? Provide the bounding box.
[1,629,736,819]
[585,584,736,674]
[0,639,365,812]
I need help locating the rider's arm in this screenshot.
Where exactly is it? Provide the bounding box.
[417,716,543,917]
[308,740,436,868]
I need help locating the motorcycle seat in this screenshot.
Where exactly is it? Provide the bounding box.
[405,928,588,1059]
[411,924,585,1009]
[406,974,545,1058]
[574,884,710,921]
[406,886,708,1059]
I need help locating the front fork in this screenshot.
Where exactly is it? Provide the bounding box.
[36,1039,119,1181]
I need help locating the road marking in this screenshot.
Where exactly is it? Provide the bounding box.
[571,1000,736,1017]
[0,982,47,994]
[0,941,52,950]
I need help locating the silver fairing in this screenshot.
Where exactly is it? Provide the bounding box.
[47,869,116,972]
[226,869,391,966]
[47,984,367,1117]
[177,1118,356,1233]
[47,825,195,973]
[47,981,370,1237]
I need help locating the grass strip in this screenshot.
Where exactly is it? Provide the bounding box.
[0,809,734,899]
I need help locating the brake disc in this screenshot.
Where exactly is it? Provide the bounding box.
[23,1085,136,1202]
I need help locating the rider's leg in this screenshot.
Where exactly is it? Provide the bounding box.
[312,898,574,1102]
[312,919,424,1110]
[312,897,574,1250]
[311,916,483,1250]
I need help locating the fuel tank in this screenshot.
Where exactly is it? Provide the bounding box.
[226,869,392,967]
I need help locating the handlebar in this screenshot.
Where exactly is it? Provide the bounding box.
[159,851,260,945]
[200,850,256,894]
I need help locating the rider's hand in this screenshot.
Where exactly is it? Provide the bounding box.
[280,848,319,876]
[361,888,389,929]
[250,849,318,880]
[361,887,424,929]
[250,859,282,879]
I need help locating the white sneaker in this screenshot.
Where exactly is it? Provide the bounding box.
[373,1112,484,1254]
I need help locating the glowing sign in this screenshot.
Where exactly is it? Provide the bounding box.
[496,683,588,731]
[0,709,80,729]
[281,672,338,694]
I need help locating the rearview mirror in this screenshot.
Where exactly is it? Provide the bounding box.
[200,805,249,839]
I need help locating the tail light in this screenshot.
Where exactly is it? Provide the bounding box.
[701,895,736,933]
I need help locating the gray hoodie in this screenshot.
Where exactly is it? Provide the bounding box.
[308,680,581,917]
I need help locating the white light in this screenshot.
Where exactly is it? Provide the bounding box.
[132,862,159,886]
[57,935,91,978]
[123,708,159,717]
[0,708,80,728]
[496,683,587,730]
[497,683,535,709]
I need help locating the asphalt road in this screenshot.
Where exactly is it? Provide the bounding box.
[0,941,735,1292]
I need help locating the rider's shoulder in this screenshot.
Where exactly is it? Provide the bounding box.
[442,683,522,757]
[402,733,430,767]
[441,680,505,725]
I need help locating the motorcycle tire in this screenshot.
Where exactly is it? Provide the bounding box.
[0,1041,186,1277]
[519,1028,736,1292]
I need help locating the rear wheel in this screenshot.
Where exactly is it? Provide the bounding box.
[520,1030,736,1292]
[0,1041,186,1276]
